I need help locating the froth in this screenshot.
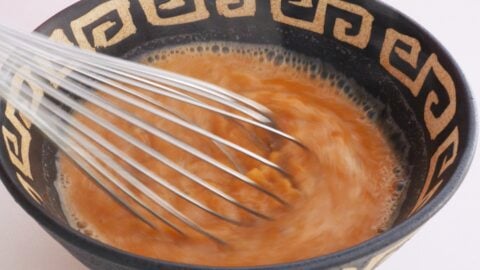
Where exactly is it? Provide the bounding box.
[54,160,101,240]
[139,42,409,230]
[140,42,387,123]
[54,42,410,246]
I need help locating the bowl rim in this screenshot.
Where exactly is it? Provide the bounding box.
[1,0,477,269]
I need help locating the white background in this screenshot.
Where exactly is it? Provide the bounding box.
[0,1,478,269]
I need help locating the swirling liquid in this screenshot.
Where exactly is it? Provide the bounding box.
[55,43,407,266]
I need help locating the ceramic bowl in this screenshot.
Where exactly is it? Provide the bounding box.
[0,0,476,269]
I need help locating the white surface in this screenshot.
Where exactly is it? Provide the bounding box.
[0,1,478,269]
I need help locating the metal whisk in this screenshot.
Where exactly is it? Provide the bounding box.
[0,26,302,243]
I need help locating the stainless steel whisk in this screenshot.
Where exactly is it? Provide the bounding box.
[0,26,302,243]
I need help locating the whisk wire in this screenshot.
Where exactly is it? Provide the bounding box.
[0,38,288,203]
[0,50,274,217]
[0,25,275,125]
[0,59,235,243]
[0,25,303,243]
[0,29,295,173]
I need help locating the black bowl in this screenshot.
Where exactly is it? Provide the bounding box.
[0,0,476,269]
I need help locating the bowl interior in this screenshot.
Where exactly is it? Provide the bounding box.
[0,0,475,268]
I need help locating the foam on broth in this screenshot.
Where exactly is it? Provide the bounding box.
[55,42,409,266]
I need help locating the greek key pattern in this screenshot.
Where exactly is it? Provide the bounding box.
[139,0,209,26]
[380,28,456,141]
[271,0,374,49]
[71,0,136,50]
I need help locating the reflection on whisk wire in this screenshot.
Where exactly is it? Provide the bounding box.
[0,25,303,243]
